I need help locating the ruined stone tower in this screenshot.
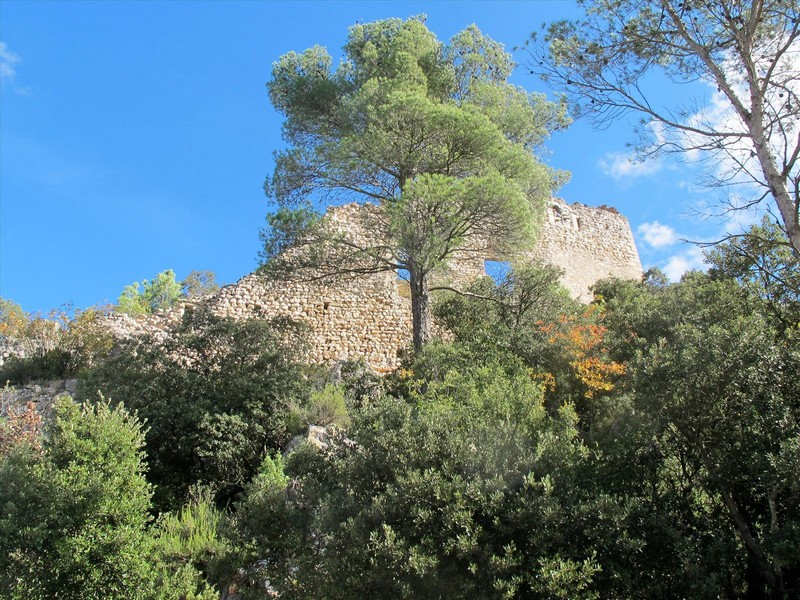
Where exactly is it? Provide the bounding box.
[193,198,642,371]
[526,199,642,302]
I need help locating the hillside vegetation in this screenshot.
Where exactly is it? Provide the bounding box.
[1,221,798,599]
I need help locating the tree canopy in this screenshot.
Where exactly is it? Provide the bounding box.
[526,0,800,255]
[260,16,570,351]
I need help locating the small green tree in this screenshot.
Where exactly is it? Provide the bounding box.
[117,269,183,315]
[152,486,228,600]
[261,17,570,352]
[181,270,221,299]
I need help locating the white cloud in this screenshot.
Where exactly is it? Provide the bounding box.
[638,221,679,249]
[0,41,31,95]
[663,246,707,282]
[0,41,21,81]
[678,39,799,205]
[598,151,662,179]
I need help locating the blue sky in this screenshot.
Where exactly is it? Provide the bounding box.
[1,0,747,313]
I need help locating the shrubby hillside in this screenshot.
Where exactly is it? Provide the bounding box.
[1,221,798,598]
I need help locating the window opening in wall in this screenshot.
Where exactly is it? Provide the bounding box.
[396,268,411,298]
[484,260,511,284]
[323,301,330,311]
[575,217,582,231]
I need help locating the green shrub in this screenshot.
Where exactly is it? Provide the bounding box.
[78,317,310,509]
[288,384,350,434]
[0,397,157,599]
[229,365,607,599]
[152,486,227,599]
[0,305,113,385]
[181,270,220,299]
[117,269,182,315]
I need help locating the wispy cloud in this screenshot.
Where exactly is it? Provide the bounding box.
[674,40,798,218]
[0,41,20,81]
[637,221,679,249]
[662,246,707,282]
[598,151,662,179]
[0,41,31,95]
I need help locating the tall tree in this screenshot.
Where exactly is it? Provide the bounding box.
[525,0,800,255]
[260,17,569,351]
[595,242,800,596]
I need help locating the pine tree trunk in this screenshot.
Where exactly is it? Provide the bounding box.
[409,269,432,353]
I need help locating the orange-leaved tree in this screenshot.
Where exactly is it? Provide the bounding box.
[538,304,625,402]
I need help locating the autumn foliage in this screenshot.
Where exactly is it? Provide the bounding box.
[539,305,625,400]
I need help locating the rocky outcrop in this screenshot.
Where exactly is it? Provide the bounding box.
[0,378,77,421]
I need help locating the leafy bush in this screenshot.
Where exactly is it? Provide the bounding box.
[78,317,310,509]
[181,270,221,299]
[0,398,157,599]
[116,269,222,315]
[228,365,611,599]
[335,358,384,408]
[288,384,350,434]
[0,298,26,338]
[152,486,227,599]
[0,392,43,456]
[117,269,183,315]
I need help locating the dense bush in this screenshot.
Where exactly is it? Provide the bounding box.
[152,486,228,599]
[0,398,157,599]
[593,266,800,596]
[77,317,311,509]
[226,365,615,599]
[434,264,623,424]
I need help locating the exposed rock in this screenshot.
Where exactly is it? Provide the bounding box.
[1,378,76,422]
[284,425,331,456]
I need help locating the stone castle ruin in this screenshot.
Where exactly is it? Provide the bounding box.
[126,198,640,371]
[1,198,642,374]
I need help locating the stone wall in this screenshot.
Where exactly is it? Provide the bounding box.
[201,271,413,372]
[188,198,641,371]
[523,199,642,302]
[1,198,642,374]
